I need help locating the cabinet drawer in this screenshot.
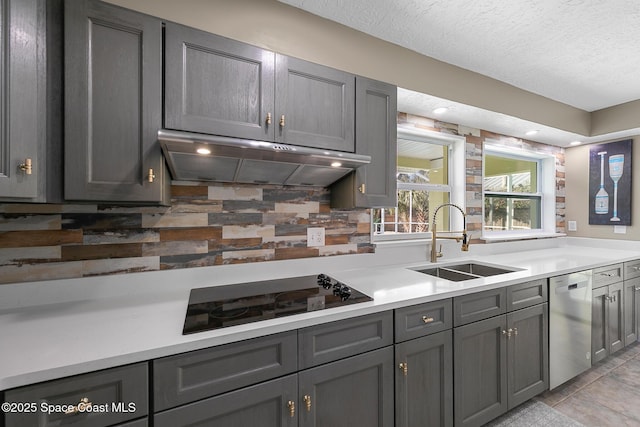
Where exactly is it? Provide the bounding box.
[454,288,507,327]
[507,279,547,311]
[624,260,640,280]
[298,311,393,369]
[116,419,148,427]
[593,264,623,288]
[153,330,297,411]
[4,363,148,427]
[395,299,452,342]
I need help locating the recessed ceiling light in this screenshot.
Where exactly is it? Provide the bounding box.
[433,107,449,115]
[331,162,342,167]
[196,147,211,155]
[570,141,582,146]
[525,130,539,136]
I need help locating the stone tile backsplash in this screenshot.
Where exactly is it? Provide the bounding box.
[0,183,373,284]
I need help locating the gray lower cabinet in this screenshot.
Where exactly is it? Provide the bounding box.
[298,346,394,427]
[64,0,167,204]
[454,314,507,427]
[154,374,298,427]
[0,0,53,201]
[395,330,453,427]
[331,77,397,208]
[592,282,624,364]
[454,302,548,427]
[624,277,640,345]
[507,304,548,408]
[3,363,148,427]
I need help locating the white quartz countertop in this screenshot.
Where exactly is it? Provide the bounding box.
[2,240,640,391]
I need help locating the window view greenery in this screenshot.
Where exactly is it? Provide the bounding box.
[483,153,541,232]
[373,137,451,236]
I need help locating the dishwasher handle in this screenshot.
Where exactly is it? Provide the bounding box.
[554,280,589,294]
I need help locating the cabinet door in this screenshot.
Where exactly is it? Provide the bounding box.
[395,330,453,427]
[592,286,609,364]
[608,282,624,354]
[275,54,355,152]
[330,77,397,208]
[164,23,275,141]
[0,0,43,199]
[65,0,166,203]
[154,374,297,427]
[507,304,548,409]
[298,346,394,427]
[454,315,508,427]
[624,280,638,346]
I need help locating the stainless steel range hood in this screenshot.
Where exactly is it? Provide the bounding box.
[158,130,371,187]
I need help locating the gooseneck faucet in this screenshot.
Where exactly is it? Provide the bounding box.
[430,203,469,262]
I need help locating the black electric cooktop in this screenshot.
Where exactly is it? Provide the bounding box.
[183,274,372,334]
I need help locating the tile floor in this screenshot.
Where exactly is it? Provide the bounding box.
[535,342,640,426]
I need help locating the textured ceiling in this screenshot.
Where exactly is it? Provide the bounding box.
[278,0,640,146]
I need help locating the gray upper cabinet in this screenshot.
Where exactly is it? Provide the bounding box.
[164,23,275,141]
[331,77,397,208]
[64,0,167,203]
[275,55,354,151]
[164,23,355,153]
[0,0,48,201]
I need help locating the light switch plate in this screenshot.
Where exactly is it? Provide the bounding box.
[568,221,577,232]
[307,227,325,247]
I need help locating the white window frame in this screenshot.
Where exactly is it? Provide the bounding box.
[373,128,465,242]
[482,142,557,240]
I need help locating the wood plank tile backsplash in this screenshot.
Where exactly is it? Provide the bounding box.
[0,183,373,284]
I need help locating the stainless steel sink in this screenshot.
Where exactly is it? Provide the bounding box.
[415,267,478,282]
[444,263,515,277]
[413,261,519,281]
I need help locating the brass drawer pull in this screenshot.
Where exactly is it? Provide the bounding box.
[303,395,311,412]
[422,316,435,324]
[287,400,295,417]
[399,362,408,376]
[147,168,156,183]
[19,158,32,175]
[266,112,272,125]
[64,397,92,415]
[280,115,286,127]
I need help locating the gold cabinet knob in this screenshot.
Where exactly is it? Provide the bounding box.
[147,168,156,183]
[358,183,365,194]
[19,158,32,175]
[303,395,312,412]
[280,114,286,127]
[513,327,518,336]
[266,112,272,125]
[399,362,408,376]
[422,316,434,324]
[287,400,295,417]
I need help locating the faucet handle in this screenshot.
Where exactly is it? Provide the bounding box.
[437,244,443,258]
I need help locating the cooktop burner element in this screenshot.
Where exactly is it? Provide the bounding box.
[183,274,372,334]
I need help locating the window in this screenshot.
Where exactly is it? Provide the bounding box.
[373,129,465,240]
[483,143,556,238]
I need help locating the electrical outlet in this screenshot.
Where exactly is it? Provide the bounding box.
[568,221,577,232]
[307,227,325,247]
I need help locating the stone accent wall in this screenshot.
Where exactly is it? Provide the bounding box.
[0,183,373,284]
[398,113,566,238]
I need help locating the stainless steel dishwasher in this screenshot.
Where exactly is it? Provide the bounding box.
[549,270,592,389]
